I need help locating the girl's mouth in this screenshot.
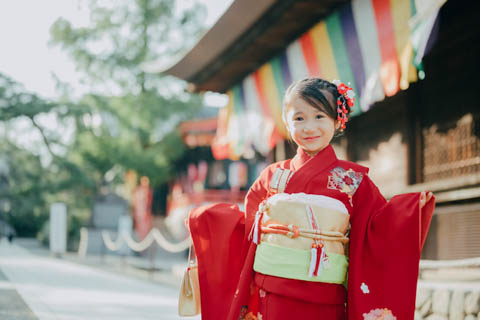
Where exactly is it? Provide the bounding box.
[304,136,319,141]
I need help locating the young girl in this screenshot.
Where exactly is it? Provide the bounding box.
[188,78,435,320]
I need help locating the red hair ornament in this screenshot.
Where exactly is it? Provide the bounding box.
[332,80,355,131]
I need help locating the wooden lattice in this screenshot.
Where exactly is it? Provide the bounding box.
[423,114,480,182]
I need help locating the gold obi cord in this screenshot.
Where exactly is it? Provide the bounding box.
[260,221,349,244]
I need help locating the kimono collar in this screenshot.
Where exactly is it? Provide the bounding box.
[290,144,338,172]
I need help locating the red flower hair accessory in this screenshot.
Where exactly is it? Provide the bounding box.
[332,80,355,131]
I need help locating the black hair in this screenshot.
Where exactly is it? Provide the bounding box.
[283,77,352,128]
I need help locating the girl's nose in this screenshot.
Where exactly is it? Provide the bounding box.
[303,121,315,132]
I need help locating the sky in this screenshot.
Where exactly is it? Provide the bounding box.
[0,0,232,105]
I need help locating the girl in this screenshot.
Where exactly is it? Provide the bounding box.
[188,78,435,320]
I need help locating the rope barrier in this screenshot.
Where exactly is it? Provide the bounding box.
[123,230,155,252]
[100,228,191,253]
[150,229,191,253]
[101,230,125,251]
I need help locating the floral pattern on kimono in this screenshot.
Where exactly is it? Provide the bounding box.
[327,167,363,197]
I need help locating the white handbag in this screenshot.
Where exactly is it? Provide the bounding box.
[178,245,201,316]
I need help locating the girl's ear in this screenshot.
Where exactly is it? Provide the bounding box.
[334,120,341,131]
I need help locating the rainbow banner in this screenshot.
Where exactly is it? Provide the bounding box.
[212,0,446,160]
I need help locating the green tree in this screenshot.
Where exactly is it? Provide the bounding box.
[0,0,207,238]
[49,0,207,182]
[0,140,50,237]
[48,0,206,214]
[50,0,205,93]
[0,73,94,238]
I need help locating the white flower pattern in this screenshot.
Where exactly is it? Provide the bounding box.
[361,282,370,294]
[259,289,266,298]
[363,308,397,320]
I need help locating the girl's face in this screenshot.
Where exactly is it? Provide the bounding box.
[284,94,339,157]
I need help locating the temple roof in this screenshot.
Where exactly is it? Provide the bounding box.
[165,0,349,93]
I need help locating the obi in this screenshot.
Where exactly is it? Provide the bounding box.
[252,193,350,284]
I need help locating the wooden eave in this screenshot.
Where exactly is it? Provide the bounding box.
[165,0,350,93]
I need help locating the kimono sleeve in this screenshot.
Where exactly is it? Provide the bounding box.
[189,167,270,320]
[189,203,246,320]
[244,169,269,239]
[347,174,435,319]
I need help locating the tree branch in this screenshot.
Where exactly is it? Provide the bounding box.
[29,116,57,158]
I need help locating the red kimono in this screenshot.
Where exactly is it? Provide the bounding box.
[188,144,435,320]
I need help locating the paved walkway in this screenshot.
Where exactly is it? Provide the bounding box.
[0,239,200,320]
[0,268,37,320]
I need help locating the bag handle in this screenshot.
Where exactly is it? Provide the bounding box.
[187,240,197,266]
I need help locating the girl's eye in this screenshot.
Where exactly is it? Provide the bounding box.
[316,114,324,119]
[294,116,304,121]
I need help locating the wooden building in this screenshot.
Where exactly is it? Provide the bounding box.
[165,0,480,260]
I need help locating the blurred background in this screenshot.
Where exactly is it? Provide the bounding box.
[0,0,479,319]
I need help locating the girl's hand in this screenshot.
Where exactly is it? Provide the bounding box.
[419,191,433,209]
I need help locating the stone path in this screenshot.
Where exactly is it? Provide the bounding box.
[0,239,200,320]
[0,269,37,320]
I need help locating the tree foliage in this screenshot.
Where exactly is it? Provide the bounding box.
[50,0,206,93]
[0,140,50,237]
[0,75,57,121]
[0,74,94,237]
[47,0,207,205]
[0,0,207,237]
[48,0,207,187]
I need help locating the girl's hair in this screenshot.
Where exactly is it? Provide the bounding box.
[283,77,351,124]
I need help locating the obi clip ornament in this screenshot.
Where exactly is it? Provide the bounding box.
[332,80,355,131]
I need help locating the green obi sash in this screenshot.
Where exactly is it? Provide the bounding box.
[253,242,348,284]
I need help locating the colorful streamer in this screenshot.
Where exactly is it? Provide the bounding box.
[310,21,339,82]
[212,0,446,160]
[351,0,385,110]
[371,0,401,96]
